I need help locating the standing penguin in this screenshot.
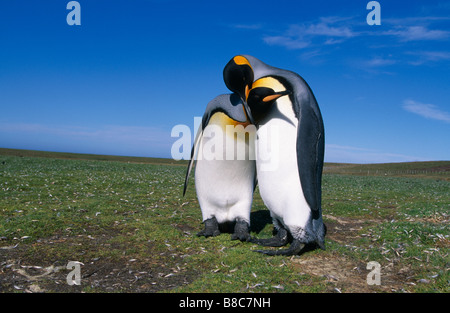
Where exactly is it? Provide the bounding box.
[223,55,326,255]
[183,93,256,241]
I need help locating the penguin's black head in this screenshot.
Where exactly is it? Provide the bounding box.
[223,55,254,101]
[246,87,291,124]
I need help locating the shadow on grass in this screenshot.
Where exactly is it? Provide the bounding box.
[250,209,273,234]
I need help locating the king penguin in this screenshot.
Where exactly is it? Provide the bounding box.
[223,55,326,256]
[183,93,256,242]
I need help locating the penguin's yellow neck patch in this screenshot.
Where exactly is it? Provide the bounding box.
[252,76,286,92]
[233,56,251,68]
[209,112,250,128]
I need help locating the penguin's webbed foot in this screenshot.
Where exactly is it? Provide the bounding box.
[230,218,251,242]
[249,227,289,247]
[197,217,220,238]
[254,239,305,256]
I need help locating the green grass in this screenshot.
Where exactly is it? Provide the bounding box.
[0,149,448,293]
[324,161,449,180]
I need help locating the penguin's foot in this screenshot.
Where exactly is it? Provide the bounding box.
[317,239,326,250]
[197,217,220,238]
[254,239,305,256]
[249,227,289,247]
[230,219,251,242]
[317,223,327,250]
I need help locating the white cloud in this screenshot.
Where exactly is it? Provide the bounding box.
[383,26,450,41]
[0,123,170,144]
[326,144,376,152]
[231,23,263,30]
[263,19,357,50]
[263,35,311,50]
[302,22,355,38]
[364,57,397,67]
[383,16,450,25]
[299,49,328,62]
[414,51,450,61]
[324,38,345,45]
[260,15,450,59]
[402,100,450,123]
[406,50,450,65]
[325,144,428,164]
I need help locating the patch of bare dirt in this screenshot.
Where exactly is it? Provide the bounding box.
[0,233,198,293]
[291,215,415,293]
[323,214,370,246]
[292,252,411,293]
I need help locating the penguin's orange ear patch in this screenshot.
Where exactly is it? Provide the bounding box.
[233,56,251,67]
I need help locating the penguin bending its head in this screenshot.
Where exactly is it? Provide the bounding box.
[183,93,256,242]
[223,56,256,124]
[225,55,326,256]
[223,55,254,100]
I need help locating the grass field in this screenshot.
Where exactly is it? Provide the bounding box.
[0,148,448,293]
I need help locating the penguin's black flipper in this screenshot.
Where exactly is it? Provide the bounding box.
[183,109,207,197]
[183,130,201,196]
[249,227,288,247]
[296,97,327,250]
[296,97,325,217]
[254,240,305,256]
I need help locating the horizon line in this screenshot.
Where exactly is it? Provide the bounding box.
[0,147,448,165]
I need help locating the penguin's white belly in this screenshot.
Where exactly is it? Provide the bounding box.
[195,112,255,224]
[255,98,311,231]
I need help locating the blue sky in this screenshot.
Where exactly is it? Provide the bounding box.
[0,0,449,163]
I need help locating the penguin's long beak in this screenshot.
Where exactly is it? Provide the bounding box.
[242,84,256,124]
[242,99,256,125]
[262,90,291,103]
